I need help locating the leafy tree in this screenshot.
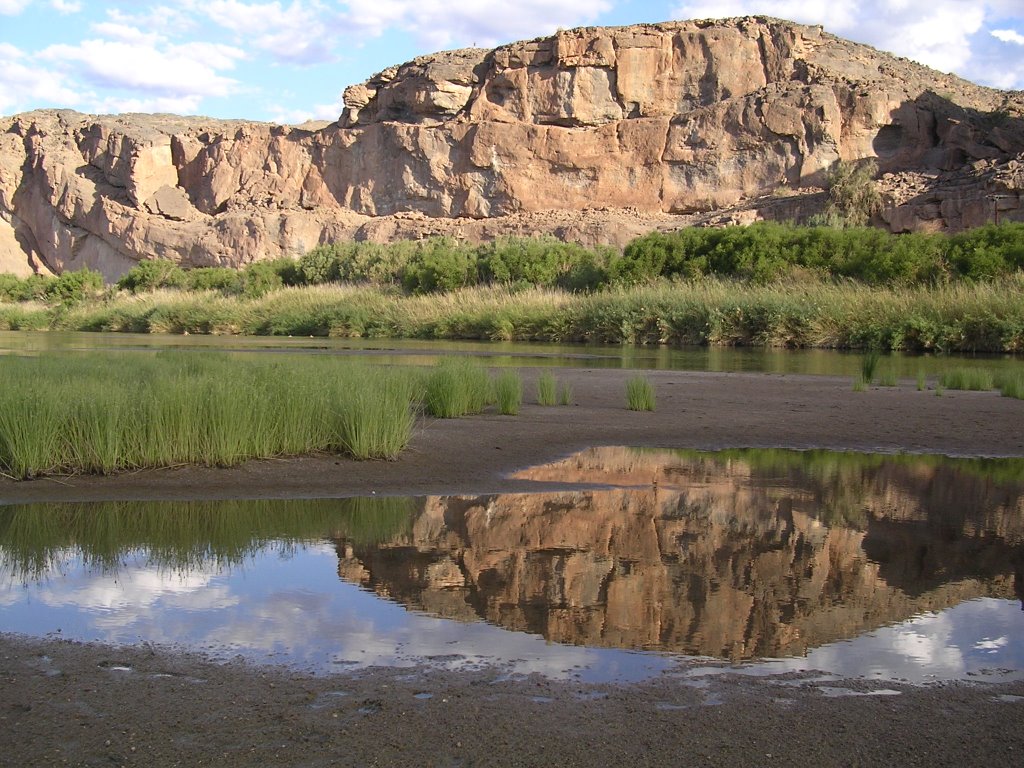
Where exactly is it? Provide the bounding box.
[819,160,882,227]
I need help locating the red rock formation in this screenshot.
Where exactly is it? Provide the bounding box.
[2,17,1023,277]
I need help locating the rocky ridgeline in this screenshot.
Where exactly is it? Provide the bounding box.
[2,17,1023,278]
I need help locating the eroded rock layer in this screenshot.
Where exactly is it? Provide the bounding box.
[2,17,1024,277]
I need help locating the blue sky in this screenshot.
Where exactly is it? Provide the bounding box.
[2,1,1023,123]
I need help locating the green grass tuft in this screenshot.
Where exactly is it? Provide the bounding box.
[626,376,656,411]
[536,371,558,406]
[940,368,995,391]
[999,373,1024,400]
[860,349,880,384]
[424,358,491,418]
[494,371,523,415]
[558,382,573,406]
[876,369,898,387]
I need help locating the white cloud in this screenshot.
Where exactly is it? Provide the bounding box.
[200,0,340,64]
[40,36,245,99]
[89,22,164,45]
[992,28,1024,45]
[0,41,84,114]
[341,0,614,50]
[672,1,1024,89]
[0,0,30,15]
[50,0,81,12]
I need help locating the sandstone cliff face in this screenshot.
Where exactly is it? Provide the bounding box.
[336,449,1024,660]
[2,17,1024,278]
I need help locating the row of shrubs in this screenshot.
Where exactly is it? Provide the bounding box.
[114,222,1024,293]
[3,222,1023,305]
[614,222,1024,285]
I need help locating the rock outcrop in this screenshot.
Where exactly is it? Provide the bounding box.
[2,17,1024,278]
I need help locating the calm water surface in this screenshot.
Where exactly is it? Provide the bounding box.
[2,330,1022,378]
[1,448,1022,684]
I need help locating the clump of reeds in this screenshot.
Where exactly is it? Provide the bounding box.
[876,368,898,387]
[558,382,573,406]
[860,349,880,385]
[334,379,416,459]
[998,372,1024,400]
[423,357,491,418]
[494,371,523,415]
[536,371,558,406]
[626,376,656,411]
[940,368,996,391]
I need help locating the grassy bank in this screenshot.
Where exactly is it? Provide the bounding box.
[8,277,1020,353]
[0,353,426,478]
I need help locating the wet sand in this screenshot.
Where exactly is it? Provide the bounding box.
[3,368,1024,766]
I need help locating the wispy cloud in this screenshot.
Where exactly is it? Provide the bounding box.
[341,0,613,49]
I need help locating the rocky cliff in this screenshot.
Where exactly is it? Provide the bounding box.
[3,16,1024,278]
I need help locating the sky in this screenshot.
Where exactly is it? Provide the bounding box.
[1,1,1023,124]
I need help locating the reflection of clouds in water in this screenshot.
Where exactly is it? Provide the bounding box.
[888,613,965,673]
[3,545,1023,684]
[975,637,1009,652]
[1,545,636,679]
[761,599,1024,684]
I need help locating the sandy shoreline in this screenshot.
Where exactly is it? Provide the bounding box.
[3,368,1024,766]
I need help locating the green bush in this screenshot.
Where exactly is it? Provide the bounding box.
[44,267,104,304]
[0,273,52,302]
[116,259,185,292]
[610,221,1023,287]
[401,238,479,294]
[181,267,242,293]
[240,262,284,298]
[298,245,340,285]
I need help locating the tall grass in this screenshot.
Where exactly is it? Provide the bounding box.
[1001,375,1024,399]
[860,350,880,384]
[494,371,523,415]
[626,376,656,411]
[940,368,996,391]
[43,277,1024,353]
[423,357,491,418]
[536,371,558,406]
[0,353,422,478]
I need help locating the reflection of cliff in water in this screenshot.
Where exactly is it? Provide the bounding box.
[335,448,1024,660]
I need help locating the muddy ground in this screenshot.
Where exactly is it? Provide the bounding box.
[3,368,1024,766]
